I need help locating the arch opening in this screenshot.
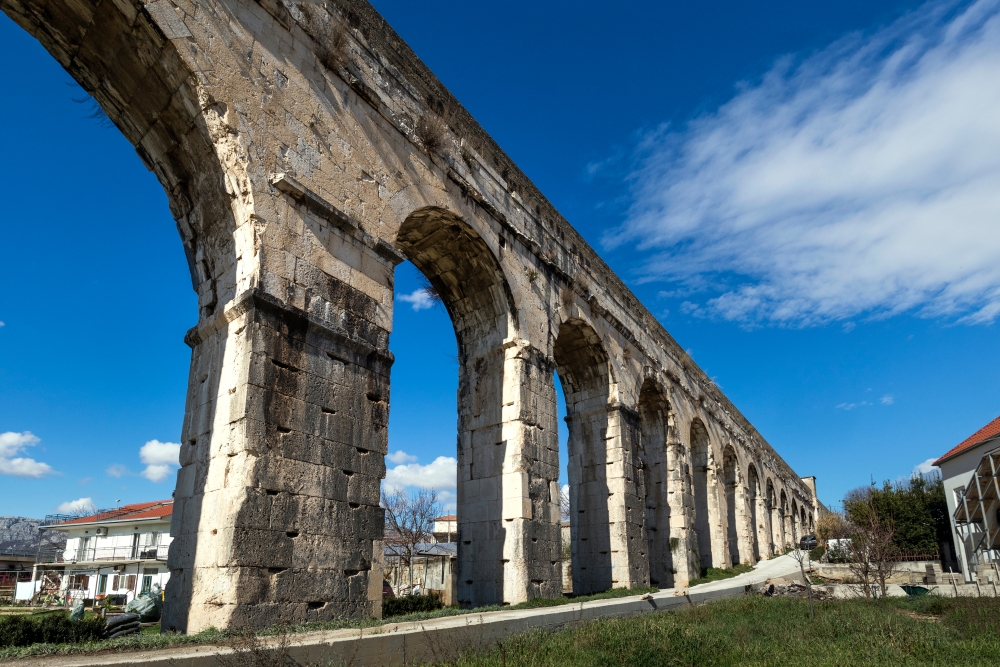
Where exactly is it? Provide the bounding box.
[638,379,674,587]
[690,418,716,571]
[779,490,790,551]
[747,464,761,562]
[395,207,561,608]
[765,479,777,555]
[791,500,799,545]
[723,446,740,566]
[554,318,612,595]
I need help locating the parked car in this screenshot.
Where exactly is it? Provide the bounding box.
[799,534,818,550]
[382,580,395,598]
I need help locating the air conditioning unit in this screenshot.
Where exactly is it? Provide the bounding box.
[95,528,108,536]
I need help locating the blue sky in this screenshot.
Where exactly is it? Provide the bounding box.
[2,0,1000,518]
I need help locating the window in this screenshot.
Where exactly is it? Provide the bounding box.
[97,575,107,594]
[126,574,136,591]
[954,486,966,506]
[112,575,119,590]
[141,576,152,594]
[76,537,91,561]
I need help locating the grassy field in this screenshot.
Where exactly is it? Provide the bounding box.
[0,587,657,659]
[687,564,754,587]
[444,595,1000,667]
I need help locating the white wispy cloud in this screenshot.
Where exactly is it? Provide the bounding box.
[386,450,418,464]
[384,456,457,491]
[913,458,938,475]
[397,289,436,311]
[106,464,130,479]
[139,440,180,483]
[55,497,97,515]
[880,394,895,405]
[0,431,54,478]
[611,0,1000,326]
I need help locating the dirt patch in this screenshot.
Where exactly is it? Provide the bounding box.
[895,609,942,622]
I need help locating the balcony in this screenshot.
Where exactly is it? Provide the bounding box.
[37,542,169,565]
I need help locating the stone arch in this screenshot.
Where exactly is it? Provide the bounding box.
[722,446,740,566]
[791,500,799,544]
[765,479,777,554]
[638,378,675,587]
[396,207,560,607]
[555,318,648,593]
[396,207,517,354]
[801,506,808,535]
[0,0,298,634]
[779,490,790,550]
[690,418,719,570]
[746,464,762,561]
[555,318,614,594]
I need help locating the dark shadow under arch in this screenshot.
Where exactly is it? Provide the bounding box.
[394,207,522,607]
[723,446,739,566]
[554,318,612,595]
[747,464,761,562]
[638,378,674,587]
[766,478,777,555]
[690,419,715,570]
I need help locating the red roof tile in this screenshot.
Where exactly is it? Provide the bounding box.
[935,415,1000,466]
[49,500,173,527]
[433,515,457,522]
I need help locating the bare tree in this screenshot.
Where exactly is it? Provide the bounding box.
[559,484,570,523]
[381,488,441,595]
[846,501,898,599]
[789,549,815,618]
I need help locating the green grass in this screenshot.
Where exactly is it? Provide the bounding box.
[688,564,754,586]
[0,587,656,659]
[444,595,1000,667]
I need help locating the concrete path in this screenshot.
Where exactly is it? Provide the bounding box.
[3,558,801,667]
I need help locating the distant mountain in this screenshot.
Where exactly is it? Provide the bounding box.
[0,516,64,555]
[0,516,41,542]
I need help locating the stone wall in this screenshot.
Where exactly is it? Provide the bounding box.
[1,0,819,632]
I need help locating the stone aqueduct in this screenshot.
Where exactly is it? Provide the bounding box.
[3,0,819,632]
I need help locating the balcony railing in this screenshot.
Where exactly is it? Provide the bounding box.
[37,543,169,564]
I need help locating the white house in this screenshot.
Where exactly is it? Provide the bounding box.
[431,514,456,543]
[935,416,1000,581]
[30,500,173,604]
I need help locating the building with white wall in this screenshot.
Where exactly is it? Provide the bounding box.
[935,416,1000,581]
[30,500,173,605]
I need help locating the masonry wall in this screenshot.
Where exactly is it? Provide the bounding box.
[1,0,819,631]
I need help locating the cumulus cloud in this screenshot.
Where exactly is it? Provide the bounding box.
[55,497,97,515]
[436,490,457,512]
[913,458,939,476]
[611,0,1000,326]
[384,456,457,491]
[386,450,418,464]
[0,431,54,478]
[397,289,436,311]
[139,440,180,483]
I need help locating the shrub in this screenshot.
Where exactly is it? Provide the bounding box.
[383,594,444,617]
[809,545,825,561]
[0,612,106,648]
